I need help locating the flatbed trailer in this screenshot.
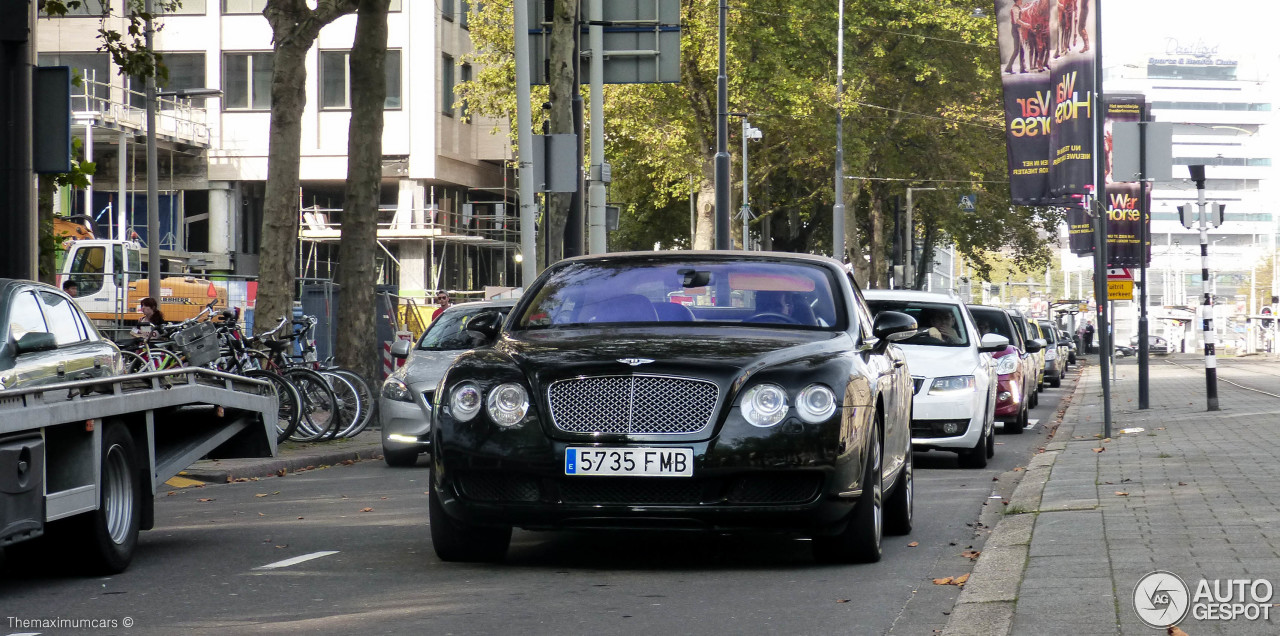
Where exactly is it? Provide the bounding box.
[0,368,277,573]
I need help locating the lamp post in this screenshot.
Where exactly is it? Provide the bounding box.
[738,116,761,249]
[832,0,846,261]
[713,0,730,249]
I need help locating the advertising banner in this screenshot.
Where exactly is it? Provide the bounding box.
[994,0,1097,205]
[1104,94,1149,267]
[1067,200,1094,255]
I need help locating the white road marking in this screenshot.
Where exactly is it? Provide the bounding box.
[1026,419,1039,430]
[253,551,340,570]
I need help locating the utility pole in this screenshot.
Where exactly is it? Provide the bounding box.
[0,0,36,280]
[832,0,845,262]
[1091,0,1112,438]
[737,116,760,249]
[1189,164,1220,411]
[145,0,161,301]
[1137,119,1150,409]
[586,0,606,255]
[513,0,537,285]
[713,0,730,249]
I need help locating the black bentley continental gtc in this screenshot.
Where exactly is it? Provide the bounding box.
[428,251,918,564]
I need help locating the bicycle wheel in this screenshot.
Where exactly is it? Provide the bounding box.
[327,368,374,437]
[119,351,147,374]
[320,371,361,441]
[146,348,184,371]
[283,368,338,442]
[243,369,302,444]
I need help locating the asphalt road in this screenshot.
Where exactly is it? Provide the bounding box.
[1,369,1078,636]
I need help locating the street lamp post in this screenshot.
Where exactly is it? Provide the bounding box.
[713,0,730,249]
[832,0,846,262]
[739,117,760,249]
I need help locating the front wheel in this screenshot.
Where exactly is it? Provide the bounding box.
[958,425,989,468]
[78,423,142,574]
[884,446,913,536]
[813,419,883,564]
[428,473,511,562]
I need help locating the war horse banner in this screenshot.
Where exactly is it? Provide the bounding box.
[1104,94,1149,267]
[994,0,1096,206]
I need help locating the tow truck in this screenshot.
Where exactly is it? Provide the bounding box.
[59,238,229,323]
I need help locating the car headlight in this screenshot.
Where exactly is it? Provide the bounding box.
[741,383,788,428]
[994,355,1018,375]
[381,378,413,403]
[449,382,483,422]
[486,382,529,427]
[1045,350,1057,360]
[929,375,975,395]
[796,384,837,423]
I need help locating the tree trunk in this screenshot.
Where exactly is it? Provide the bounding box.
[258,0,355,333]
[869,191,886,288]
[37,176,56,283]
[915,222,937,291]
[847,183,869,287]
[545,0,579,266]
[693,159,715,249]
[335,0,389,385]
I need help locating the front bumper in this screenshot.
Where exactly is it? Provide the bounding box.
[432,409,871,535]
[994,376,1023,420]
[1043,357,1061,379]
[379,394,432,454]
[910,390,983,450]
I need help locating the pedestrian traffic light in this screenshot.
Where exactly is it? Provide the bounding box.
[1264,307,1274,329]
[1211,203,1226,228]
[1178,204,1195,229]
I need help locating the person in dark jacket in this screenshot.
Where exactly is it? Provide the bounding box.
[1083,321,1095,354]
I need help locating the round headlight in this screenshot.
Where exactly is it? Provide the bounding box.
[486,382,529,427]
[741,383,788,428]
[796,384,837,423]
[450,382,483,421]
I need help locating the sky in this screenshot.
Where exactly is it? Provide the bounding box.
[1102,0,1276,84]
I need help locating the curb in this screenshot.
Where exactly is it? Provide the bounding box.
[180,439,384,483]
[941,364,1087,636]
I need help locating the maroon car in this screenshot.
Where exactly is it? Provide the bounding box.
[967,305,1042,434]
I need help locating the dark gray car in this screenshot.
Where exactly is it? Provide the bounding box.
[0,279,121,391]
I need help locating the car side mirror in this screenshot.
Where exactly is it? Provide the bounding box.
[14,332,58,355]
[978,333,1010,353]
[390,339,413,359]
[1024,338,1045,353]
[872,311,917,343]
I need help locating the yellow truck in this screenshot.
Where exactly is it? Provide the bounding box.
[59,239,228,323]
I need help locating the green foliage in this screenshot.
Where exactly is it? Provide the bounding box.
[458,0,1061,262]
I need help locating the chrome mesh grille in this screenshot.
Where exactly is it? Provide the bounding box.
[548,375,718,435]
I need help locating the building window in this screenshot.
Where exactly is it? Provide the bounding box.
[164,0,207,14]
[442,54,455,117]
[222,0,267,13]
[37,52,111,106]
[460,0,470,28]
[129,52,208,108]
[223,52,274,110]
[44,0,108,16]
[442,0,454,21]
[319,50,402,110]
[460,63,472,120]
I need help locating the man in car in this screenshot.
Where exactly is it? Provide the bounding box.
[62,280,79,297]
[925,310,962,344]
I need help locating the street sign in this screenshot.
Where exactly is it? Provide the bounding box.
[1079,302,1089,313]
[1107,268,1133,281]
[1111,121,1174,182]
[958,194,976,211]
[1107,280,1134,301]
[528,0,681,84]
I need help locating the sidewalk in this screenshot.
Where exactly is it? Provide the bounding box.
[946,354,1280,635]
[174,429,385,485]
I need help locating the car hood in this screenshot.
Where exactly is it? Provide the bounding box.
[493,326,852,388]
[896,344,978,378]
[399,349,469,388]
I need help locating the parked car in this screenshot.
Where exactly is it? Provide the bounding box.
[1130,334,1172,355]
[0,279,122,391]
[428,251,918,564]
[1060,328,1077,363]
[1036,319,1068,387]
[864,291,1005,468]
[968,305,1040,434]
[1008,310,1046,396]
[379,298,518,466]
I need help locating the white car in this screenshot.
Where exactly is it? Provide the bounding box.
[865,290,1008,468]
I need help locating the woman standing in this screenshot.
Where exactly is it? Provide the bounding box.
[133,297,167,338]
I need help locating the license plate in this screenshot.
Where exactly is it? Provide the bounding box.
[564,447,694,477]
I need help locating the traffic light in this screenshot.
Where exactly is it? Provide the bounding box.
[1264,307,1274,330]
[1178,204,1195,229]
[1211,203,1226,228]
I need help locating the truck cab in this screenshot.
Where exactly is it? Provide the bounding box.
[61,239,144,321]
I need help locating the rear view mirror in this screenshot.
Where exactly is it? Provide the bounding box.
[978,333,1010,353]
[390,340,412,359]
[872,311,918,342]
[465,310,503,342]
[14,332,58,355]
[1024,338,1045,354]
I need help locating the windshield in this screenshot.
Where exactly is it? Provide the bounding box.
[514,259,843,330]
[417,305,508,350]
[865,300,969,347]
[969,307,1017,346]
[1037,323,1057,344]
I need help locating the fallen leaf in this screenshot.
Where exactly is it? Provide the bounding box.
[1013,467,1025,472]
[955,573,970,586]
[992,477,999,482]
[359,507,374,513]
[276,468,287,477]
[275,545,288,548]
[255,493,269,498]
[167,491,177,496]
[380,496,388,500]
[197,498,214,502]
[1157,427,1166,431]
[933,577,954,585]
[1092,447,1106,453]
[907,542,919,547]
[1167,626,1189,636]
[1102,438,1112,443]
[342,459,355,465]
[836,599,850,603]
[258,512,265,516]
[1177,481,1188,486]
[1115,491,1130,496]
[1104,481,1114,485]
[297,516,305,520]
[994,442,1004,445]
[961,550,981,560]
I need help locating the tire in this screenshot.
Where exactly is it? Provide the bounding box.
[119,351,147,374]
[986,421,996,458]
[1051,376,1062,388]
[284,368,339,442]
[383,445,420,467]
[328,368,375,437]
[1005,405,1028,434]
[884,445,912,536]
[958,425,989,468]
[244,369,302,444]
[428,473,511,562]
[1029,388,1038,409]
[78,423,142,574]
[813,418,883,564]
[321,371,361,441]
